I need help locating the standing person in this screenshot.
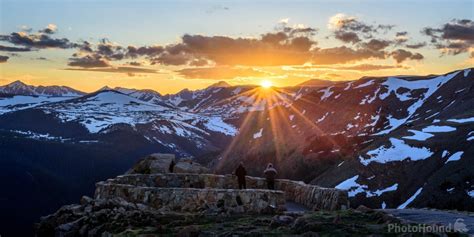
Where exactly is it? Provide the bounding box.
[168,159,176,173]
[264,163,277,190]
[235,162,247,189]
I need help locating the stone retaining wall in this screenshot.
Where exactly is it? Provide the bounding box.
[95,182,286,214]
[100,173,348,211]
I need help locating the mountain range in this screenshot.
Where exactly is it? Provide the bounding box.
[0,68,473,235]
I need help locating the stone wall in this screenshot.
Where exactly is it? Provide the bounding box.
[95,182,286,214]
[99,173,348,211]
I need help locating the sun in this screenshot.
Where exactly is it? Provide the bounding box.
[260,80,273,88]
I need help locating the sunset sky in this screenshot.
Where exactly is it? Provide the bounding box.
[0,0,473,94]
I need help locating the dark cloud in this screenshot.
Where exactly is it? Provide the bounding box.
[422,19,474,55]
[0,45,32,52]
[312,46,385,64]
[65,66,158,75]
[0,32,76,49]
[334,31,361,43]
[95,39,125,60]
[128,61,141,66]
[68,54,110,68]
[390,49,423,63]
[0,55,9,63]
[126,45,164,58]
[177,67,267,79]
[36,57,49,61]
[395,31,408,37]
[330,14,394,43]
[405,42,427,49]
[361,39,391,51]
[39,24,58,34]
[159,26,317,66]
[337,64,404,71]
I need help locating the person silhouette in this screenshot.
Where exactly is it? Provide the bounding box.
[264,163,277,190]
[235,162,247,189]
[168,159,176,173]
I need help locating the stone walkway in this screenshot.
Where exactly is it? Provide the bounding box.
[381,209,474,235]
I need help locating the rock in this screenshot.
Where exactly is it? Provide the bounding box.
[128,153,175,174]
[301,231,320,237]
[356,205,373,213]
[127,153,209,174]
[177,225,200,237]
[270,215,295,227]
[174,160,209,174]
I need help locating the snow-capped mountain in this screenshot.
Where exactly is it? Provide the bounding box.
[0,80,85,97]
[0,68,472,212]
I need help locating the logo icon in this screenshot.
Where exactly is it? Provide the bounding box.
[453,218,469,233]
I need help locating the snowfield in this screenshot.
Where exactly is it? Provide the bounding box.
[375,71,460,134]
[360,138,433,166]
[402,129,434,141]
[421,125,456,133]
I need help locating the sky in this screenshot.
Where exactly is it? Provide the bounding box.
[0,0,473,94]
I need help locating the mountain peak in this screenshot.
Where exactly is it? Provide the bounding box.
[98,86,113,91]
[208,81,231,88]
[5,80,28,88]
[297,79,336,88]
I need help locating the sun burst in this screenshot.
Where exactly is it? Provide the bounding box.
[260,80,273,88]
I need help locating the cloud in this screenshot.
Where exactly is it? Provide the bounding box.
[19,25,32,33]
[0,55,9,63]
[176,67,268,79]
[329,13,394,41]
[334,31,361,43]
[390,49,423,63]
[336,64,404,71]
[361,39,391,51]
[68,54,110,68]
[39,24,58,34]
[284,63,404,71]
[0,31,76,49]
[422,19,474,56]
[279,18,290,24]
[36,57,49,61]
[126,45,164,58]
[128,61,141,66]
[0,45,32,52]
[65,66,158,74]
[156,25,318,66]
[312,46,385,64]
[405,42,427,49]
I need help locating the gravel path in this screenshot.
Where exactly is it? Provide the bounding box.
[382,209,474,235]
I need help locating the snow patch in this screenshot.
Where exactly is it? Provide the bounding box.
[398,188,423,209]
[253,128,263,139]
[445,151,464,164]
[403,130,434,141]
[421,125,456,133]
[360,138,433,166]
[447,117,474,123]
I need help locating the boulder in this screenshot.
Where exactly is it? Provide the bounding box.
[174,160,209,174]
[127,154,209,174]
[127,153,175,174]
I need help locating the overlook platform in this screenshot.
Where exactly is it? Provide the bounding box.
[96,173,348,214]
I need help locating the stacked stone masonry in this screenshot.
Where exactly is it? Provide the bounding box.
[95,173,348,214]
